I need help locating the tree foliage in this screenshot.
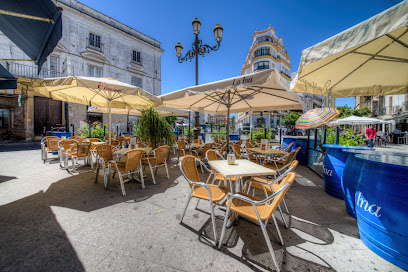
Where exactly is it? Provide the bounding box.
[336,105,371,118]
[135,108,174,148]
[165,116,178,127]
[281,111,300,125]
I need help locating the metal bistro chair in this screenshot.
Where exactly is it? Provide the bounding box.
[67,142,92,172]
[179,155,229,245]
[219,172,296,272]
[95,144,114,188]
[109,148,145,195]
[142,145,170,184]
[43,138,60,164]
[206,149,239,188]
[176,140,199,163]
[264,147,300,175]
[278,141,294,152]
[41,136,59,161]
[58,139,77,169]
[232,144,258,163]
[71,136,86,142]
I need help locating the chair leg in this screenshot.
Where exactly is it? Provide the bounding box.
[278,204,288,229]
[218,202,232,248]
[118,173,126,196]
[95,163,100,183]
[149,164,156,184]
[180,193,192,223]
[140,166,145,189]
[195,199,200,209]
[210,202,217,244]
[282,197,290,215]
[258,216,281,272]
[164,162,169,179]
[272,214,284,246]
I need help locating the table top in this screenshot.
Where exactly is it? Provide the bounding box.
[190,143,205,148]
[114,147,152,155]
[247,147,287,156]
[208,159,276,178]
[355,154,408,168]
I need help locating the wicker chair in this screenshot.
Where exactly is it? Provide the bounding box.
[43,138,61,164]
[109,148,145,195]
[263,147,300,175]
[232,144,258,162]
[58,139,78,169]
[176,140,199,163]
[219,172,296,272]
[179,155,228,245]
[41,136,59,161]
[67,142,92,171]
[71,136,86,142]
[142,145,170,184]
[278,141,294,152]
[95,144,114,188]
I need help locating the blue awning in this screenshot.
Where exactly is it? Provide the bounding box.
[0,64,17,90]
[0,0,63,74]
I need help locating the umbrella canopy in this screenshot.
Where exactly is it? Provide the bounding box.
[296,108,341,129]
[34,76,161,144]
[291,1,408,97]
[328,115,392,126]
[0,0,63,73]
[88,106,190,117]
[160,69,302,114]
[0,64,17,89]
[160,69,302,149]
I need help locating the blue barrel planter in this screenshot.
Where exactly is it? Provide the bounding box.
[229,134,239,141]
[282,136,308,165]
[342,149,408,218]
[355,154,408,270]
[322,145,371,199]
[51,131,73,138]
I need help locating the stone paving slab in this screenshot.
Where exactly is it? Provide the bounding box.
[0,149,405,272]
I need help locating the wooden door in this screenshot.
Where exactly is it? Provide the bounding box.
[34,97,62,135]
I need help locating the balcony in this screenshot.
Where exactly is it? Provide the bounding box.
[254,36,278,46]
[86,38,104,53]
[6,62,73,79]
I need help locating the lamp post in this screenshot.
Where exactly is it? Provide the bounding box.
[175,18,223,139]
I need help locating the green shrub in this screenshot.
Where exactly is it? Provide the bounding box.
[78,123,108,140]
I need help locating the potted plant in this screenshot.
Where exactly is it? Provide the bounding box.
[135,108,175,148]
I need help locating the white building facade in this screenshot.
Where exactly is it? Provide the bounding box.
[0,0,163,139]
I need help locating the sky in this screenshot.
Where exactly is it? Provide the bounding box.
[80,0,404,108]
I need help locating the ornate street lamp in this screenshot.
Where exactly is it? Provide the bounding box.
[175,18,223,139]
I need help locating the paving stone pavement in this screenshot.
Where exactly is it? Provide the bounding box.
[0,149,404,272]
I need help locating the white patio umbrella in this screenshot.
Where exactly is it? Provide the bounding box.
[34,76,161,144]
[328,115,392,125]
[160,69,302,148]
[291,1,408,97]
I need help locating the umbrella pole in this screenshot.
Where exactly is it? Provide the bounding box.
[108,100,111,145]
[188,109,191,144]
[226,90,231,153]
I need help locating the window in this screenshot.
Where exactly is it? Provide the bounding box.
[0,109,9,128]
[132,50,141,63]
[254,47,270,58]
[131,76,143,88]
[50,55,59,77]
[282,67,289,76]
[89,33,101,50]
[88,65,102,77]
[254,61,269,71]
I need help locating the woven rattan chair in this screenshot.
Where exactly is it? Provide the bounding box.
[264,147,300,175]
[245,160,299,228]
[232,144,258,162]
[206,149,238,186]
[41,136,59,161]
[67,142,92,172]
[278,141,294,152]
[176,140,198,162]
[71,136,85,142]
[179,155,229,245]
[43,138,61,163]
[58,139,77,169]
[95,144,114,188]
[142,145,170,184]
[111,140,121,150]
[109,148,145,195]
[219,172,296,272]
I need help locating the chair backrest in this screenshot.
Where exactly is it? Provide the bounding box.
[47,138,60,151]
[265,172,296,218]
[155,145,170,164]
[180,155,200,186]
[125,148,144,171]
[283,142,294,152]
[203,143,212,153]
[75,142,91,157]
[177,140,186,151]
[136,142,145,148]
[232,144,242,159]
[193,139,199,144]
[60,139,77,152]
[71,136,85,142]
[96,144,113,163]
[42,136,59,144]
[87,138,100,143]
[116,136,125,143]
[291,147,301,161]
[237,139,243,146]
[245,141,254,148]
[213,137,219,144]
[206,149,217,161]
[111,140,120,148]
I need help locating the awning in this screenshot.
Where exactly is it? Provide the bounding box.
[0,64,17,89]
[291,1,408,97]
[0,0,63,73]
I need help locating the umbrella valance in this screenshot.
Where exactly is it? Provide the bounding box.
[34,76,161,109]
[88,106,190,117]
[328,115,392,125]
[291,1,408,97]
[160,69,302,114]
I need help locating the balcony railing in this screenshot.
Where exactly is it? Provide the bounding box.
[6,62,74,79]
[86,38,104,52]
[255,36,278,46]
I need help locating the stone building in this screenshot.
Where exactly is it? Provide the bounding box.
[0,0,163,141]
